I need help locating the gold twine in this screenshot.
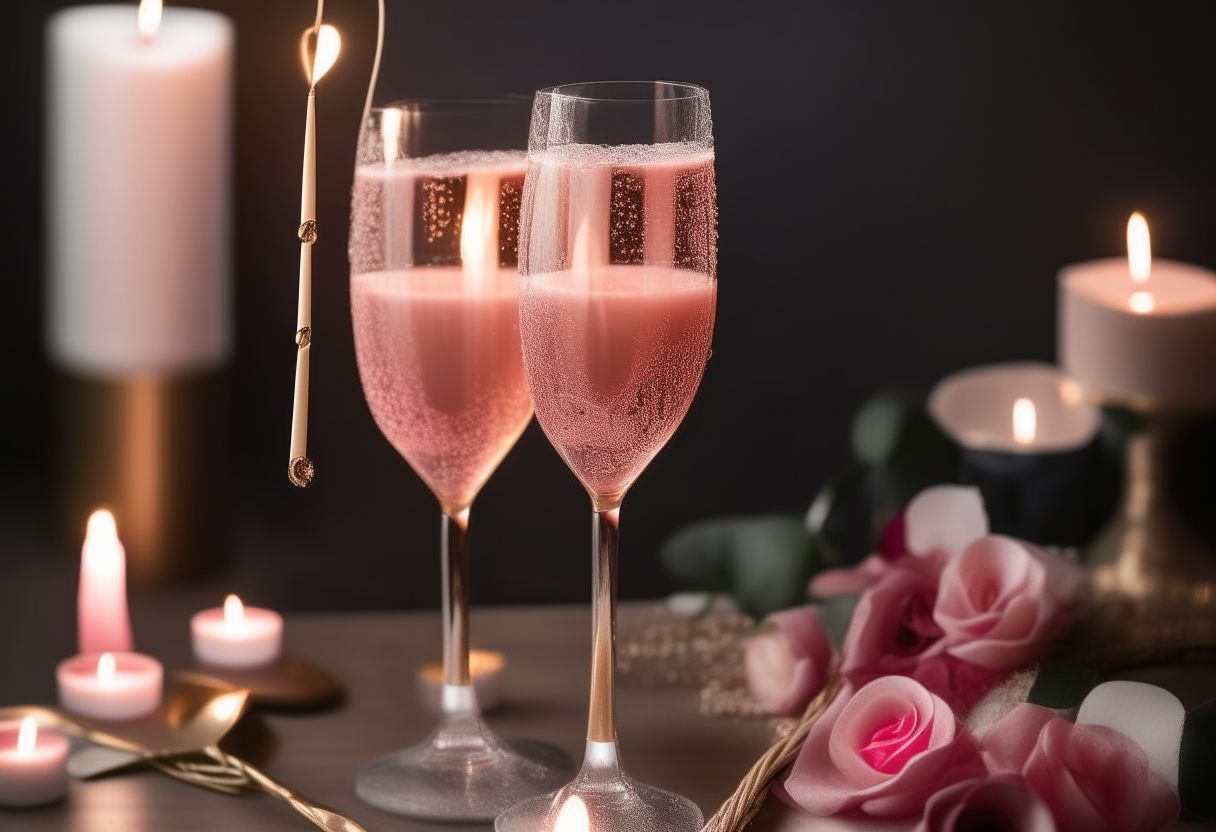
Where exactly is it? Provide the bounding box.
[702,672,843,832]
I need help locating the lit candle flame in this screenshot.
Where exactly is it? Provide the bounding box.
[1130,290,1155,314]
[16,717,37,757]
[308,24,341,87]
[137,0,163,43]
[1127,212,1151,285]
[223,594,245,628]
[87,509,117,542]
[97,652,117,683]
[1013,397,1037,445]
[553,795,590,832]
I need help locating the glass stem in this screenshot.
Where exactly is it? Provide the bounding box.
[587,507,620,743]
[442,507,471,689]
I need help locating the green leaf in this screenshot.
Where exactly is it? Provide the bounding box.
[660,515,816,619]
[1025,662,1098,709]
[816,594,860,649]
[1180,698,1216,821]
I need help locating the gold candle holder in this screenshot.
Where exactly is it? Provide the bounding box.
[1080,401,1216,661]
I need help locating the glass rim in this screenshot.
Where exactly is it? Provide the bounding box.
[373,95,532,116]
[537,80,709,103]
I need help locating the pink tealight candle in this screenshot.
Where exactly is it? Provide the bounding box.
[0,718,69,808]
[57,651,163,721]
[191,595,283,668]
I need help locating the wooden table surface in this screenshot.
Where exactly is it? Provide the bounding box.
[0,603,775,831]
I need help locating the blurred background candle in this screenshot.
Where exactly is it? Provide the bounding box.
[191,594,283,668]
[0,718,69,808]
[57,651,163,721]
[77,509,133,655]
[45,1,234,584]
[1060,213,1216,407]
[929,361,1108,546]
[417,649,504,715]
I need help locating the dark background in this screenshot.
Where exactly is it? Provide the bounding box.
[4,1,1216,612]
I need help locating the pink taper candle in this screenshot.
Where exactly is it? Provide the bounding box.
[78,510,134,655]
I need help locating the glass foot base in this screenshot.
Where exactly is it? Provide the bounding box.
[356,707,576,821]
[495,741,703,832]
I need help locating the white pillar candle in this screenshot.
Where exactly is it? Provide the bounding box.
[0,719,69,808]
[929,362,1100,454]
[46,3,233,375]
[1059,215,1216,407]
[77,510,133,655]
[191,595,283,668]
[57,651,163,721]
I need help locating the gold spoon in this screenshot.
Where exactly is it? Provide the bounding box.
[0,677,365,832]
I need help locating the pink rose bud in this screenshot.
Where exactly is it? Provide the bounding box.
[917,775,1056,832]
[745,606,833,717]
[934,536,1069,671]
[982,704,1180,832]
[781,676,985,818]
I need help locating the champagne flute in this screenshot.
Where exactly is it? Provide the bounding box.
[349,99,575,821]
[496,82,717,832]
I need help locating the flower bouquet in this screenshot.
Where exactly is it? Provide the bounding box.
[704,485,1193,832]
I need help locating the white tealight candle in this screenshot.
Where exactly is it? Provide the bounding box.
[1059,213,1216,406]
[417,650,505,714]
[0,718,69,808]
[57,651,163,721]
[191,595,283,669]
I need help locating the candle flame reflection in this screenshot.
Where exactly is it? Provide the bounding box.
[381,109,402,165]
[98,652,117,682]
[224,594,245,628]
[1130,290,1155,314]
[210,693,243,723]
[554,795,590,832]
[1013,398,1036,445]
[16,717,37,757]
[137,0,163,42]
[1128,212,1151,285]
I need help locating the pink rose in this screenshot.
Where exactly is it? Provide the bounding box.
[841,569,944,680]
[917,775,1056,832]
[810,486,987,599]
[745,606,834,716]
[840,567,1002,711]
[781,676,985,818]
[934,536,1071,671]
[982,704,1180,832]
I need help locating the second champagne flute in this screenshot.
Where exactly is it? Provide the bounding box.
[497,81,718,832]
[349,99,575,821]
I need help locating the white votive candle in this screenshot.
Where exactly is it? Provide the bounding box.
[191,595,283,669]
[57,651,163,721]
[0,718,69,808]
[417,650,505,714]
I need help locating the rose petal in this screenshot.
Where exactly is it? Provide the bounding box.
[746,606,835,716]
[1076,681,1185,792]
[1027,544,1088,605]
[905,486,988,559]
[916,775,1057,832]
[812,555,892,598]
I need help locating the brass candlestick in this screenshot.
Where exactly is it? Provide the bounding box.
[1081,402,1216,660]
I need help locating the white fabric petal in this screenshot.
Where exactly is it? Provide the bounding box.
[1076,680,1185,791]
[905,486,989,558]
